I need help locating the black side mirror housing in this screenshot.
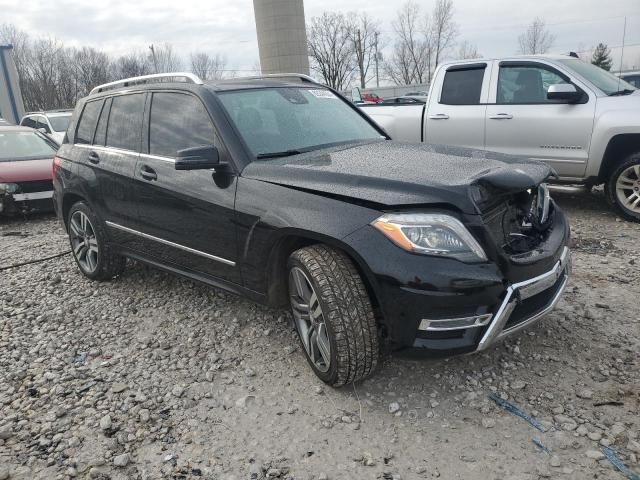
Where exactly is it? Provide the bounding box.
[175,145,222,171]
[547,84,581,103]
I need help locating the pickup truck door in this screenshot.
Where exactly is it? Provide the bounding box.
[424,62,491,150]
[484,60,596,179]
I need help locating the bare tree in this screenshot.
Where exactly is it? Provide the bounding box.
[307,12,355,90]
[73,47,111,93]
[190,52,227,80]
[431,0,458,67]
[347,13,381,89]
[111,52,152,80]
[456,40,480,59]
[384,2,430,85]
[518,18,555,55]
[148,43,181,73]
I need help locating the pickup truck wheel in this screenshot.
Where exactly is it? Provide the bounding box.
[605,153,640,222]
[67,202,126,280]
[287,245,379,386]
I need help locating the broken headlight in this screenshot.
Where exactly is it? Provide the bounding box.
[0,183,19,194]
[371,213,487,263]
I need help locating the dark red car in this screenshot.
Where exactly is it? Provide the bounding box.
[361,92,383,103]
[0,126,58,215]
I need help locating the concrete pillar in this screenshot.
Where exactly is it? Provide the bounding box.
[253,0,310,75]
[0,45,25,124]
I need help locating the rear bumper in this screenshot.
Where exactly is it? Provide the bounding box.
[0,190,54,214]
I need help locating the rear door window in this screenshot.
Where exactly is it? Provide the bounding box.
[148,92,217,157]
[76,100,103,144]
[106,94,145,152]
[440,67,485,105]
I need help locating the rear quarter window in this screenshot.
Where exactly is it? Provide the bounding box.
[76,100,103,144]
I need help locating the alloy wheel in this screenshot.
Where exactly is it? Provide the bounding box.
[288,266,331,373]
[615,164,640,213]
[69,211,99,273]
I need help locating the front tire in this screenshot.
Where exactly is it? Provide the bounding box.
[605,152,640,222]
[67,202,126,280]
[287,245,379,386]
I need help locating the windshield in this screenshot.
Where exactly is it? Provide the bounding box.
[218,87,383,158]
[0,131,57,161]
[48,114,71,132]
[557,59,636,95]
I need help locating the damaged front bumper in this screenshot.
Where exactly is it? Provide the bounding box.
[475,246,570,351]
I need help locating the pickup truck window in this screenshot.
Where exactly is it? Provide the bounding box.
[556,58,636,96]
[218,87,382,158]
[440,67,484,105]
[498,65,566,104]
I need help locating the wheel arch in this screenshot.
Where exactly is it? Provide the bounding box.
[265,230,382,314]
[598,134,640,182]
[62,192,88,227]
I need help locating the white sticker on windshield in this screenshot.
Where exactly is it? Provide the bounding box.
[308,89,338,99]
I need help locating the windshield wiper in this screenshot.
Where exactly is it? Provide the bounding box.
[608,89,635,96]
[256,149,304,159]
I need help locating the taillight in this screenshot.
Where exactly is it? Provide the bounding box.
[52,156,62,179]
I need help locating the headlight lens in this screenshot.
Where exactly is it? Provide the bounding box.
[0,183,19,194]
[371,213,487,262]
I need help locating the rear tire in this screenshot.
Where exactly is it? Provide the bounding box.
[605,152,640,222]
[67,202,126,280]
[287,245,379,386]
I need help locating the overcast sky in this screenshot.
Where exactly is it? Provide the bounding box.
[2,0,639,74]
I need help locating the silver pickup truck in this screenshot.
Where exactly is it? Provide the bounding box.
[360,55,640,221]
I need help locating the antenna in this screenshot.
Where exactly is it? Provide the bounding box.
[617,17,627,92]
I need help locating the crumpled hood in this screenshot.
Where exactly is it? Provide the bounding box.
[242,141,553,214]
[0,157,53,183]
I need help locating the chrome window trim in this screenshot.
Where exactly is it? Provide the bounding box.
[74,144,139,156]
[105,221,236,267]
[139,153,176,163]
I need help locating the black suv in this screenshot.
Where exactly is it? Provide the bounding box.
[53,73,571,386]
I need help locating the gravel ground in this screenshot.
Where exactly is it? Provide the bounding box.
[0,189,639,480]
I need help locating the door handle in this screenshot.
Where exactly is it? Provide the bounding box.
[489,113,513,120]
[88,151,100,164]
[140,165,157,181]
[428,113,449,120]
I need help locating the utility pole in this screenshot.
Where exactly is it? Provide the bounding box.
[374,31,379,88]
[149,44,158,74]
[356,29,365,89]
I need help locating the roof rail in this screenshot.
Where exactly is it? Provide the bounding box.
[238,73,320,84]
[25,108,74,115]
[90,72,203,95]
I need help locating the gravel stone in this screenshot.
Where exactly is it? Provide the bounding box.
[113,453,130,467]
[0,195,638,479]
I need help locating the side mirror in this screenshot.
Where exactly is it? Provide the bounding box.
[175,145,221,171]
[547,84,581,103]
[37,127,48,134]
